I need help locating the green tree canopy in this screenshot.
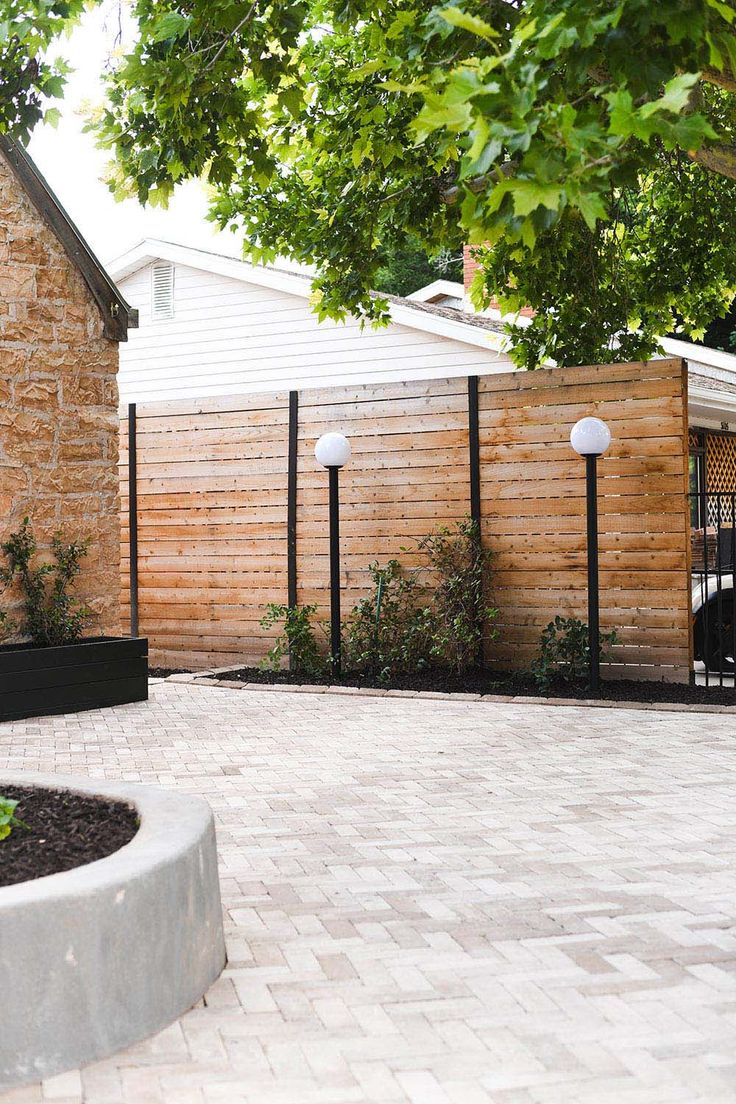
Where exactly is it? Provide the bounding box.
[6,0,736,368]
[0,1,86,140]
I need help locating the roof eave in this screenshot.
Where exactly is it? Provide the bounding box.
[0,135,138,341]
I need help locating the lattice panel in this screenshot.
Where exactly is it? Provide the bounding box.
[706,433,736,524]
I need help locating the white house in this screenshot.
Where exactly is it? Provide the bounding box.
[108,239,516,404]
[109,238,736,440]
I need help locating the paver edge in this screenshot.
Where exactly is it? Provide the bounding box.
[162,672,735,716]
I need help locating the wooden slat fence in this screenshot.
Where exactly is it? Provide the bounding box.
[478,358,691,678]
[120,357,692,681]
[120,391,291,668]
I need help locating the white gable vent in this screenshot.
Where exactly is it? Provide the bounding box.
[151,262,175,320]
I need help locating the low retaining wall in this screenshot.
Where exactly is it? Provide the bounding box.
[0,773,226,1089]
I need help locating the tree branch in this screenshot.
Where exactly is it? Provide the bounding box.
[701,65,736,95]
[688,142,736,180]
[439,161,516,205]
[202,4,257,70]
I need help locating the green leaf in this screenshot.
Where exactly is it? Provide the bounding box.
[706,0,736,23]
[640,72,699,118]
[670,113,718,149]
[575,191,608,230]
[716,31,736,80]
[511,180,563,216]
[149,11,191,43]
[440,7,498,40]
[606,89,654,140]
[43,107,61,128]
[515,17,539,43]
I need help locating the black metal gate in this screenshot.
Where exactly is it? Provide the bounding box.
[690,489,736,685]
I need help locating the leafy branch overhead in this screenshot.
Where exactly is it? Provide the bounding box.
[6,1,736,367]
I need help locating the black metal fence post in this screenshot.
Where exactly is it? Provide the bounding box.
[127,402,139,639]
[468,376,481,527]
[328,465,341,677]
[467,376,484,667]
[287,391,299,611]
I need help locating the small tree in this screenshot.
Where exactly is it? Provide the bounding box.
[343,559,437,682]
[259,602,328,677]
[531,616,619,692]
[419,518,497,673]
[0,518,92,647]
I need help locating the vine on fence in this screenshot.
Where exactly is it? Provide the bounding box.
[0,518,92,648]
[261,518,499,681]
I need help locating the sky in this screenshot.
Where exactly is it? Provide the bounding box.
[27,1,242,265]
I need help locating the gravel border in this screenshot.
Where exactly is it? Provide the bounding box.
[161,671,736,715]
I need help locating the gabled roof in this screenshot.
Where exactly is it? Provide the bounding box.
[0,136,138,341]
[107,238,507,353]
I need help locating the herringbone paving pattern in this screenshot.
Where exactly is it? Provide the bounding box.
[1,682,736,1103]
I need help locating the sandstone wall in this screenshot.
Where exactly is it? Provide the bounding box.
[0,152,120,636]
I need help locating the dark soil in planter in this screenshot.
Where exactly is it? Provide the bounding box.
[0,786,139,888]
[212,665,736,707]
[149,667,190,678]
[0,635,120,653]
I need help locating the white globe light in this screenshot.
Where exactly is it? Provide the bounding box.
[315,432,351,468]
[570,417,611,457]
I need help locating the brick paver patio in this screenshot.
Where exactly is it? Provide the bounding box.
[2,681,736,1103]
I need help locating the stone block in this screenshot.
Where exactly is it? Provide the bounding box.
[15,378,58,408]
[0,266,34,301]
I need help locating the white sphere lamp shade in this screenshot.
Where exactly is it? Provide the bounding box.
[315,432,352,468]
[570,417,611,457]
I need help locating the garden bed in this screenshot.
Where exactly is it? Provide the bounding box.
[0,785,138,887]
[210,665,736,707]
[0,635,149,721]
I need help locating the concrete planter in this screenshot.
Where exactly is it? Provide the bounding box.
[0,772,226,1089]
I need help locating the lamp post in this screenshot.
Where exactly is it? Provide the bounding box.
[315,432,352,677]
[570,416,612,691]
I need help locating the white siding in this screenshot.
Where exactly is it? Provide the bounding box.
[117,261,514,404]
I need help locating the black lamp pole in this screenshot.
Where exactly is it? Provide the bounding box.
[315,432,351,678]
[571,417,610,691]
[585,453,601,691]
[328,465,342,678]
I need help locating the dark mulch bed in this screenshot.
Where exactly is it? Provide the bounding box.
[213,665,736,707]
[0,786,139,888]
[149,667,190,678]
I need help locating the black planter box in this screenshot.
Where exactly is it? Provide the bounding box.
[0,636,148,722]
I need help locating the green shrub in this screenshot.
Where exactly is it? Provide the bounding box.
[531,616,619,691]
[418,518,498,673]
[259,519,497,683]
[0,518,92,647]
[0,796,28,841]
[260,602,328,677]
[343,559,437,682]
